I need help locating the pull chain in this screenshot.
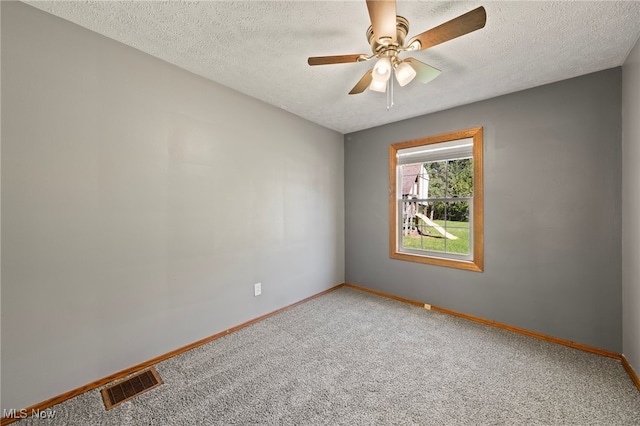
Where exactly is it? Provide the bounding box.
[387,68,395,111]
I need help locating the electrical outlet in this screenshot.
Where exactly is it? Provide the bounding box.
[254,282,262,297]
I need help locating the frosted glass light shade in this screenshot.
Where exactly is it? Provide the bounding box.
[395,61,417,87]
[372,57,392,82]
[369,78,387,92]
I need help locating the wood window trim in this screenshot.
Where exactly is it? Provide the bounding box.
[389,127,484,272]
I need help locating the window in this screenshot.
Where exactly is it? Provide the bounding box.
[389,127,483,272]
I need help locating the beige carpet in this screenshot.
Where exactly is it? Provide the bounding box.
[16,286,640,425]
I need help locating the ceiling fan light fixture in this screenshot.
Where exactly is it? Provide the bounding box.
[372,57,392,82]
[307,4,488,101]
[369,78,387,93]
[395,61,417,87]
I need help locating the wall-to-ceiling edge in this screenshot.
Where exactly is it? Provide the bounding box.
[622,36,640,385]
[1,2,344,412]
[345,67,623,354]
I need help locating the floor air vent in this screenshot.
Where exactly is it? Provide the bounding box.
[101,367,163,410]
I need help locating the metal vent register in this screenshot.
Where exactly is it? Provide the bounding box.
[101,368,163,410]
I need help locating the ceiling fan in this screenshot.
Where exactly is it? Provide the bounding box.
[308,1,486,96]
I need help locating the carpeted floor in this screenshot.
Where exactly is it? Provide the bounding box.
[17,287,640,425]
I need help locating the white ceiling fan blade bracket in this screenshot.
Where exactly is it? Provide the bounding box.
[406,39,422,51]
[357,54,376,62]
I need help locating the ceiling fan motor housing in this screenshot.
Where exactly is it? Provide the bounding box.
[367,16,409,54]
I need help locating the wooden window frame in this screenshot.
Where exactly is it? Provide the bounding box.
[389,127,484,272]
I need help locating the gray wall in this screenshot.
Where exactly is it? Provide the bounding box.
[623,37,640,374]
[1,2,344,411]
[345,68,622,353]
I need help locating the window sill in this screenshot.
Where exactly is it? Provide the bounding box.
[390,250,483,272]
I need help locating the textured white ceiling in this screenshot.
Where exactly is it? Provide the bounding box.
[25,1,640,134]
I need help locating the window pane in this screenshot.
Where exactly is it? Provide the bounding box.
[416,166,430,200]
[400,200,419,237]
[424,161,447,199]
[402,201,448,253]
[443,201,470,255]
[426,201,446,223]
[401,199,428,250]
[400,164,421,198]
[446,158,473,198]
[445,199,470,223]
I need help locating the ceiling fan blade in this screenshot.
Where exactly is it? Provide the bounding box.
[308,54,367,66]
[366,0,397,44]
[404,58,441,84]
[349,69,374,95]
[407,6,486,51]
